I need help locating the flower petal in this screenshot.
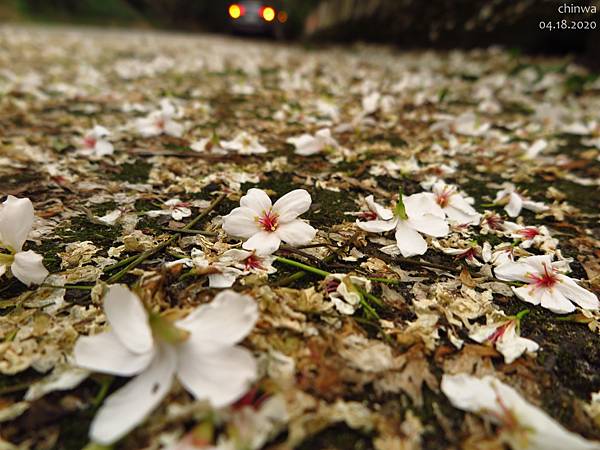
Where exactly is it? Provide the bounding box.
[176,345,256,408]
[11,250,48,286]
[74,330,154,376]
[275,220,316,246]
[365,195,394,221]
[164,120,183,138]
[505,192,523,217]
[404,193,445,219]
[240,189,272,216]
[494,260,535,283]
[222,207,261,239]
[539,286,576,314]
[95,140,114,156]
[394,221,428,257]
[89,345,176,445]
[407,214,449,237]
[272,189,312,223]
[512,285,542,306]
[243,231,281,255]
[0,196,34,251]
[177,290,258,346]
[555,275,599,310]
[356,218,397,233]
[104,285,154,354]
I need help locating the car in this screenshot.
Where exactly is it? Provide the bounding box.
[227,1,288,38]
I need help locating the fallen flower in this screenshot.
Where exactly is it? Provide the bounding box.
[494,184,548,218]
[441,373,600,450]
[502,222,558,251]
[356,193,449,257]
[136,99,184,137]
[495,255,599,314]
[147,198,192,221]
[222,188,316,255]
[0,196,49,286]
[426,180,481,225]
[469,310,538,364]
[74,286,258,445]
[286,128,338,156]
[324,273,372,315]
[221,132,268,155]
[78,125,114,157]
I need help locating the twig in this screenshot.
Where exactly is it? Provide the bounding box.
[107,193,226,283]
[160,227,217,236]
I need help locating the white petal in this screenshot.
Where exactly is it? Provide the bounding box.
[243,231,281,255]
[512,285,542,306]
[404,193,445,219]
[164,120,183,138]
[394,222,428,257]
[555,275,599,310]
[74,330,154,376]
[275,220,316,246]
[176,290,258,346]
[272,189,312,223]
[539,287,576,314]
[94,140,114,156]
[494,260,535,283]
[222,207,261,239]
[90,346,176,445]
[240,189,272,216]
[505,192,523,217]
[441,374,500,417]
[356,218,397,233]
[496,323,539,364]
[407,215,449,237]
[208,269,240,288]
[176,344,256,408]
[104,285,154,354]
[365,195,394,220]
[11,250,48,286]
[0,196,34,251]
[522,199,548,213]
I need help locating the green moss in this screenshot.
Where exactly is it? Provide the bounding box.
[110,161,152,184]
[297,424,374,450]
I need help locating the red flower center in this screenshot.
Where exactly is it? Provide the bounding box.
[529,263,558,288]
[244,253,264,270]
[360,211,378,221]
[518,227,539,240]
[83,136,97,148]
[484,214,504,230]
[258,210,279,231]
[156,117,165,130]
[436,187,454,208]
[488,322,510,343]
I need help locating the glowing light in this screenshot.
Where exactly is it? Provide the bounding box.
[229,4,242,19]
[277,11,288,23]
[261,6,275,22]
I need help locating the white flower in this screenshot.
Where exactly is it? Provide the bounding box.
[469,311,538,364]
[324,274,371,315]
[495,255,599,314]
[502,222,558,251]
[356,193,449,257]
[452,112,491,136]
[146,198,192,221]
[78,125,114,157]
[136,99,184,137]
[441,374,600,450]
[0,196,48,286]
[74,286,258,445]
[190,137,226,154]
[221,132,268,155]
[428,180,481,225]
[286,128,338,156]
[494,184,548,218]
[222,188,316,255]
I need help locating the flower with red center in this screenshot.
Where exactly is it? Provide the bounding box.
[469,310,538,363]
[426,180,480,225]
[494,183,548,218]
[223,188,316,255]
[518,227,540,240]
[243,252,264,271]
[136,99,183,138]
[483,213,504,230]
[257,209,279,232]
[78,125,113,157]
[495,255,598,314]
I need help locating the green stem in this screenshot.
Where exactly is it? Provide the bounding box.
[515,309,530,320]
[102,254,139,273]
[40,283,93,290]
[92,375,114,408]
[367,277,401,284]
[274,256,331,278]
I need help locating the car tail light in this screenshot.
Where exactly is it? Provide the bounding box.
[228,4,244,19]
[260,6,276,22]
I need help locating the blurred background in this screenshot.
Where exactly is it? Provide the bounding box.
[0,0,598,67]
